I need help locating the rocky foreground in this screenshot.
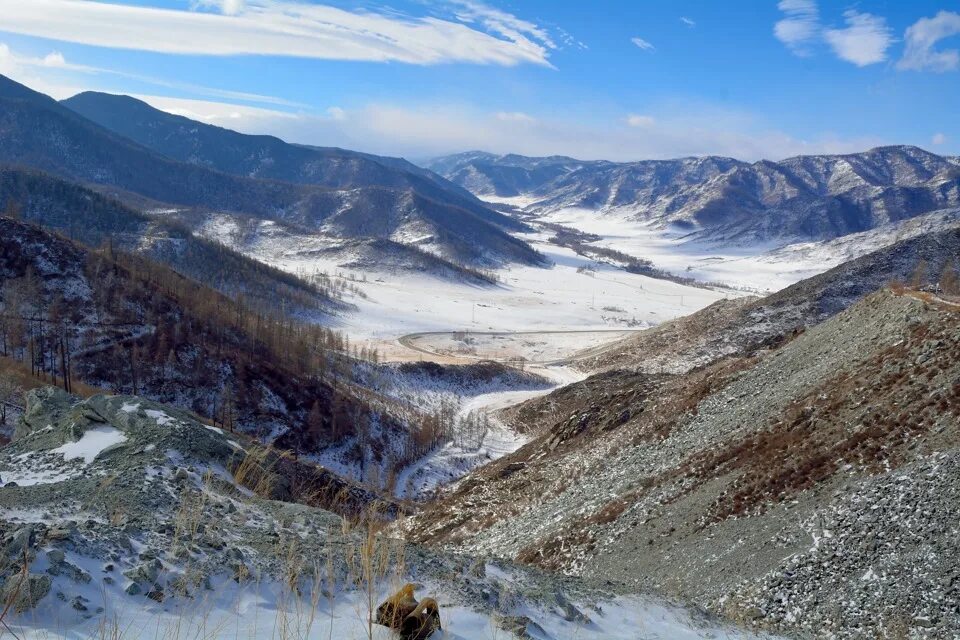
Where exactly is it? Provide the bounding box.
[0,388,771,639]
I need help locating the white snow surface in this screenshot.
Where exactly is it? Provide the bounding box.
[145,409,177,426]
[205,223,736,356]
[535,206,960,293]
[51,426,127,465]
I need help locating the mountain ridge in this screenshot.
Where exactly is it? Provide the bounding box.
[0,75,540,268]
[429,145,960,244]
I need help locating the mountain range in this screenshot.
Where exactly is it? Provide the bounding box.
[430,148,960,244]
[0,75,541,268]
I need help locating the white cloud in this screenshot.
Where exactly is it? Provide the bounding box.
[495,111,536,123]
[626,114,655,127]
[776,2,896,68]
[326,106,346,121]
[221,0,246,16]
[131,94,301,124]
[898,11,960,72]
[932,132,947,145]
[556,26,588,51]
[0,0,554,67]
[631,37,655,52]
[823,10,893,67]
[452,0,556,55]
[774,0,819,55]
[680,17,695,28]
[0,41,300,108]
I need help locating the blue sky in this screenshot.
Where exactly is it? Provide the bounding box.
[0,0,958,161]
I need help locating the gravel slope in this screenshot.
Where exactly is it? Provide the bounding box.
[407,289,960,638]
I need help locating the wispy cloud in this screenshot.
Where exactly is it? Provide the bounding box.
[823,11,893,67]
[680,17,695,28]
[932,132,948,145]
[631,37,655,52]
[774,0,819,55]
[898,11,960,72]
[128,94,302,124]
[0,41,301,108]
[0,0,554,67]
[495,111,536,123]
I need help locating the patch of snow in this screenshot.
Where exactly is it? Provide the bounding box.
[52,426,127,465]
[0,464,76,487]
[120,402,141,414]
[145,409,177,426]
[10,565,775,640]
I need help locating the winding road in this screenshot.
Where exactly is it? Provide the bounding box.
[397,328,642,366]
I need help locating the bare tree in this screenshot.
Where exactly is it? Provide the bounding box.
[0,376,23,426]
[2,199,20,221]
[940,261,959,296]
[911,259,929,289]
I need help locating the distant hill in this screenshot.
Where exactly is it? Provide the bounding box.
[429,147,960,244]
[0,215,458,479]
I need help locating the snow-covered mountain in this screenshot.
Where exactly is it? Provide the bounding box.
[429,147,960,244]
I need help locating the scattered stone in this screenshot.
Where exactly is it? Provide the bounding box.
[1,574,51,613]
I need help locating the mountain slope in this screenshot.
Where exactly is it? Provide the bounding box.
[0,216,453,479]
[0,387,767,640]
[430,147,960,244]
[407,288,960,638]
[0,166,341,317]
[62,91,504,224]
[0,75,540,267]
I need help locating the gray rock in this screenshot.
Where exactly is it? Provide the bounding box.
[1,574,51,613]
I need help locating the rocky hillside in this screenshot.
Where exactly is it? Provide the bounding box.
[430,147,960,244]
[0,75,540,268]
[573,226,960,374]
[0,387,770,639]
[407,289,960,638]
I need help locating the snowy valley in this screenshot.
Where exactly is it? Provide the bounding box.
[0,69,958,640]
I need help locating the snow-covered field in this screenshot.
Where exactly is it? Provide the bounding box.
[301,240,728,345]
[191,213,737,363]
[536,206,960,293]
